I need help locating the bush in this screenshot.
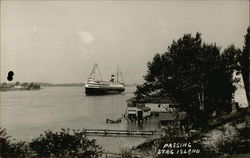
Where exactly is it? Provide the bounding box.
[202,122,250,155]
[0,128,28,158]
[29,128,103,158]
[120,147,133,158]
[1,128,103,158]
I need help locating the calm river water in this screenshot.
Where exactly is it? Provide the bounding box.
[0,86,160,153]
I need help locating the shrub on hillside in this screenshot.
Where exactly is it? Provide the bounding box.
[202,122,250,155]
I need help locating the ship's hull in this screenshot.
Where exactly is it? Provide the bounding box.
[85,87,125,95]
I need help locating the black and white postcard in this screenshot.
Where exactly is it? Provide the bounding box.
[0,1,249,158]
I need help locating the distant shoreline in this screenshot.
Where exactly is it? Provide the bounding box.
[37,83,138,87]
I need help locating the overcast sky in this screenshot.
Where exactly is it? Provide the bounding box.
[1,1,249,84]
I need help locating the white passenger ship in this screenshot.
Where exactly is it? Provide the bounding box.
[85,64,125,95]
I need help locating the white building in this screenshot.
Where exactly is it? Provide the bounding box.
[145,103,175,114]
[126,106,151,120]
[233,72,248,108]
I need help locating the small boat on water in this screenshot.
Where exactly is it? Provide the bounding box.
[106,118,122,124]
[85,64,125,95]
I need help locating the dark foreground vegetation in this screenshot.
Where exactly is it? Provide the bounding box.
[0,128,103,158]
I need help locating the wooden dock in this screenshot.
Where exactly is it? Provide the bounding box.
[84,129,157,137]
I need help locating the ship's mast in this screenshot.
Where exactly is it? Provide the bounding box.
[120,71,124,83]
[89,63,103,80]
[116,66,124,83]
[116,67,119,83]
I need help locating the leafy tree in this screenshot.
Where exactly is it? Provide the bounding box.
[21,82,28,87]
[135,33,241,129]
[0,83,7,88]
[240,26,250,102]
[32,84,41,90]
[15,81,20,86]
[29,128,103,158]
